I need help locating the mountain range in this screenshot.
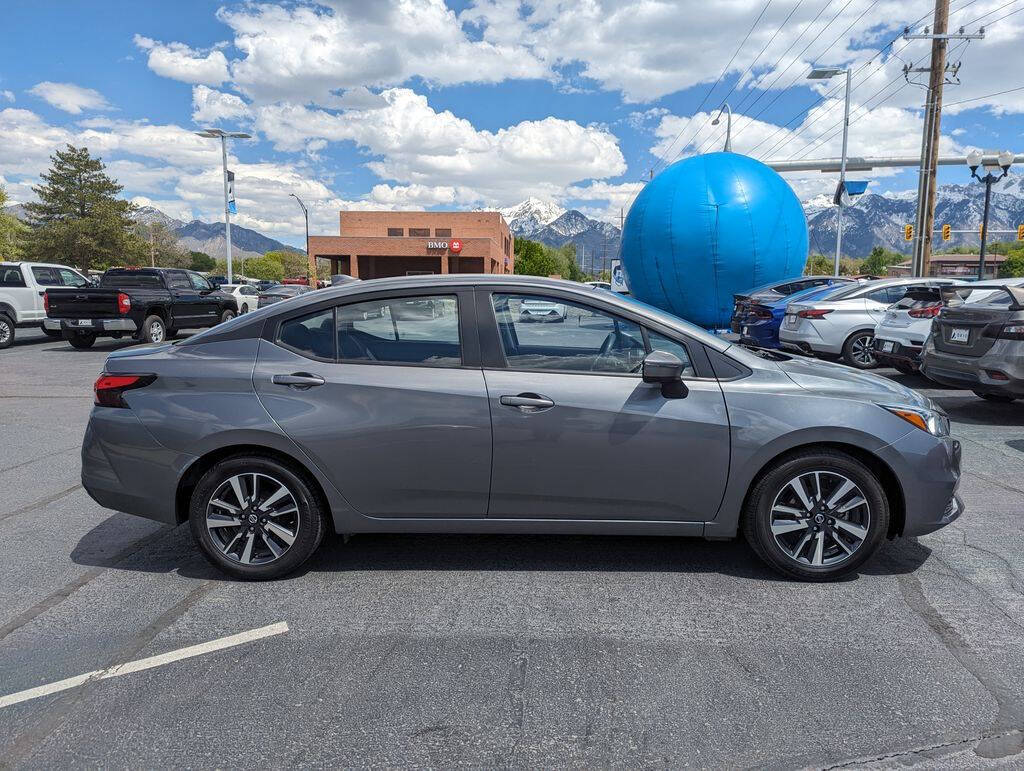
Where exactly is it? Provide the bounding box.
[7,174,1024,267]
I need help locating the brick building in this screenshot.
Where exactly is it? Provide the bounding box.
[887,253,1007,279]
[308,211,514,280]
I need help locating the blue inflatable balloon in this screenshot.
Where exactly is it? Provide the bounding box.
[621,152,808,328]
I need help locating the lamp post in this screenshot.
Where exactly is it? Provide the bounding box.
[195,129,251,283]
[809,67,851,277]
[967,150,1014,280]
[711,103,733,152]
[289,193,312,285]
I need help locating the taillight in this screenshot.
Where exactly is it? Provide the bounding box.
[43,291,50,313]
[750,306,773,320]
[797,308,832,319]
[996,323,1024,341]
[908,304,941,319]
[117,292,131,315]
[93,373,155,408]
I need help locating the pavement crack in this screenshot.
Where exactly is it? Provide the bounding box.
[0,446,77,475]
[0,484,83,523]
[821,728,1024,769]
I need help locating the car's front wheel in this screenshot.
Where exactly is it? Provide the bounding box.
[842,331,877,369]
[0,314,14,349]
[742,449,889,581]
[188,455,327,580]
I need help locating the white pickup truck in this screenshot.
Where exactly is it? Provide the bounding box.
[0,261,93,349]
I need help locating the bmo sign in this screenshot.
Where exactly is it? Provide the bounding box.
[427,239,463,253]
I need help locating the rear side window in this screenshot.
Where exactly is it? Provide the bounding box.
[278,308,336,360]
[0,266,26,287]
[336,295,461,366]
[32,267,61,286]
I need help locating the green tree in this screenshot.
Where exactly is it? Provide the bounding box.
[0,186,29,260]
[263,249,310,279]
[513,239,562,276]
[189,251,215,272]
[132,221,188,268]
[243,255,285,281]
[555,243,584,281]
[860,246,905,276]
[23,145,136,271]
[999,250,1024,278]
[805,254,832,275]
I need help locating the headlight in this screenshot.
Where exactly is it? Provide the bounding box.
[880,404,950,437]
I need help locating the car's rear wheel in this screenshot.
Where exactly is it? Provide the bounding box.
[220,309,236,324]
[742,449,889,581]
[974,391,1017,403]
[842,330,877,369]
[65,330,96,349]
[141,315,166,344]
[189,455,326,580]
[0,314,14,349]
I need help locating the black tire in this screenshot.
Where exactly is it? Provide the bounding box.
[65,331,97,349]
[893,361,917,375]
[188,455,327,580]
[41,325,63,339]
[220,309,236,324]
[841,330,878,369]
[974,391,1017,403]
[0,314,13,349]
[741,448,890,581]
[141,314,167,344]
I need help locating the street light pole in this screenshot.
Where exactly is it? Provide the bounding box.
[711,104,733,152]
[968,150,1014,280]
[809,67,851,277]
[289,193,312,285]
[195,129,251,284]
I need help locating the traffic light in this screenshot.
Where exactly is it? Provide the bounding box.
[904,224,913,241]
[1018,224,1024,241]
[941,224,951,241]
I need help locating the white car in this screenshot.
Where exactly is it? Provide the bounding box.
[219,283,260,314]
[0,261,92,349]
[873,278,1024,373]
[779,277,962,369]
[519,297,567,322]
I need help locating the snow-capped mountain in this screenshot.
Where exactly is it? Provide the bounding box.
[805,174,1024,256]
[497,197,566,236]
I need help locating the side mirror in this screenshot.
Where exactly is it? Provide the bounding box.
[642,350,688,398]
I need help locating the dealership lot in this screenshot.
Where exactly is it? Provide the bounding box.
[2,327,1024,767]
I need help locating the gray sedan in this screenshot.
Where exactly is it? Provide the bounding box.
[82,275,962,581]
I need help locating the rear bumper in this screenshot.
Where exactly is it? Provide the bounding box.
[779,323,843,356]
[82,407,194,525]
[921,342,1024,396]
[45,317,138,334]
[873,338,922,366]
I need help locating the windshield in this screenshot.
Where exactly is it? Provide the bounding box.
[612,294,731,349]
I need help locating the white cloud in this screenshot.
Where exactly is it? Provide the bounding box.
[191,85,251,124]
[255,87,626,206]
[1,90,14,103]
[134,34,230,85]
[130,195,194,222]
[28,81,111,114]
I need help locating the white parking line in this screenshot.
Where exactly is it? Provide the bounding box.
[0,621,289,710]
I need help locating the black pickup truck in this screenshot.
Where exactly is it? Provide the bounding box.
[44,267,238,348]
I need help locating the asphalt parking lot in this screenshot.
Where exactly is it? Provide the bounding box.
[2,326,1023,768]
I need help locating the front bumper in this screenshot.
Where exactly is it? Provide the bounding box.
[45,317,138,334]
[921,342,1024,397]
[878,429,963,537]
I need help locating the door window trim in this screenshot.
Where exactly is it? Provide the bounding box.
[475,288,713,379]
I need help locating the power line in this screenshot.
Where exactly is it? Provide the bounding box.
[943,83,1024,106]
[962,0,1021,27]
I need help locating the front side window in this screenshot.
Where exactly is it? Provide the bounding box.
[189,272,212,291]
[167,271,191,290]
[57,268,88,287]
[336,295,461,366]
[646,330,694,376]
[491,294,647,373]
[278,308,336,360]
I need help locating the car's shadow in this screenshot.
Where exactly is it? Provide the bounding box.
[40,331,198,354]
[71,513,933,584]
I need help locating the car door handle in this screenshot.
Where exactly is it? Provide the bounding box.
[272,373,326,389]
[499,393,554,411]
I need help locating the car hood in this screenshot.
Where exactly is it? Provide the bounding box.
[773,354,932,410]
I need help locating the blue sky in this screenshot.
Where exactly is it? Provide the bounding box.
[2,0,1022,248]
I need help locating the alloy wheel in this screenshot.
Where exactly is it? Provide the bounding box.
[769,471,871,567]
[205,472,300,565]
[149,321,165,343]
[850,334,875,366]
[0,320,11,344]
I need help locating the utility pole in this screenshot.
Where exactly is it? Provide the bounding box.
[905,4,984,276]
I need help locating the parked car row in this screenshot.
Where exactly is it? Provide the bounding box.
[734,274,1024,402]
